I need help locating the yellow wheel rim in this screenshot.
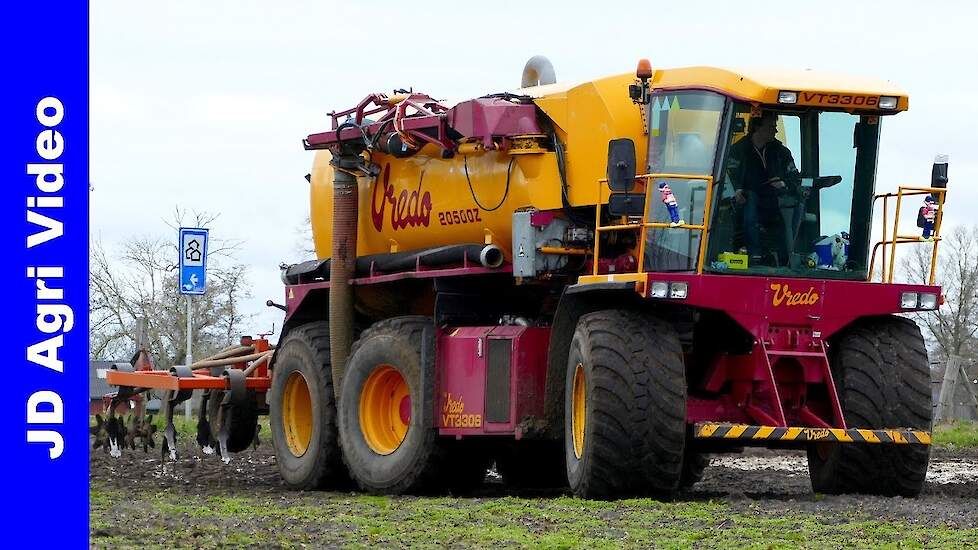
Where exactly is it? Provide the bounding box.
[572,362,586,459]
[359,365,411,455]
[282,371,313,457]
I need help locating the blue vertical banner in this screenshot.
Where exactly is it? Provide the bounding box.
[0,2,89,546]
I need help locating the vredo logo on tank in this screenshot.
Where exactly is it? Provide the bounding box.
[370,164,432,232]
[369,163,484,231]
[770,283,819,307]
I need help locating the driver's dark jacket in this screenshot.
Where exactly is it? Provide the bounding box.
[725,136,801,211]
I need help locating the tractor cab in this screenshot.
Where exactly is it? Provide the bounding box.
[602,65,940,284]
[645,90,883,279]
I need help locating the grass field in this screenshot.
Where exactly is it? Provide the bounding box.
[91,418,978,549]
[933,421,978,448]
[89,484,978,549]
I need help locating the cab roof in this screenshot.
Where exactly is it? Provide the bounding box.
[522,66,909,111]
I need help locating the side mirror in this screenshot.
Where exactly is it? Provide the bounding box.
[607,138,636,192]
[607,193,646,217]
[931,154,949,189]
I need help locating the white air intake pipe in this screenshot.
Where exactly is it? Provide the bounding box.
[521,55,556,88]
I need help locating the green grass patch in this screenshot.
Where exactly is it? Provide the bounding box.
[90,483,978,549]
[933,421,978,448]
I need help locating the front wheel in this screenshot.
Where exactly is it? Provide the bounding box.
[807,315,932,496]
[564,309,687,499]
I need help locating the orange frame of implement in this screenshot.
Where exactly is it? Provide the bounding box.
[105,337,272,392]
[105,370,271,391]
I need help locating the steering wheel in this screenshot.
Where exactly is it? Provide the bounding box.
[814,175,843,189]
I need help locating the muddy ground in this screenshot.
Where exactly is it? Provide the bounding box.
[90,439,978,548]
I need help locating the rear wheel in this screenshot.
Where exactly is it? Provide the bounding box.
[339,316,450,494]
[564,309,687,499]
[269,321,347,489]
[807,315,932,496]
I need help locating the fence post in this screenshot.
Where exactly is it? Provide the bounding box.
[934,355,961,423]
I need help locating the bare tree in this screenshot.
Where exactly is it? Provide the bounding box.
[90,209,253,367]
[292,213,317,259]
[901,225,978,360]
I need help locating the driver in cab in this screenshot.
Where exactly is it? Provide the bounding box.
[725,112,801,262]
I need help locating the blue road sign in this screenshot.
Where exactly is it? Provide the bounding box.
[179,227,209,295]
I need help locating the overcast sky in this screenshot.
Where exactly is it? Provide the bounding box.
[92,1,978,339]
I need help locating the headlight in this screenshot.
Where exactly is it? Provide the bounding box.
[900,292,919,309]
[650,281,688,299]
[878,96,899,110]
[918,293,938,310]
[778,90,798,104]
[650,281,669,298]
[669,282,688,299]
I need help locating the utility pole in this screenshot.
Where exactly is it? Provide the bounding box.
[185,295,193,420]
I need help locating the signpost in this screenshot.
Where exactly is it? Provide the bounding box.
[179,227,208,419]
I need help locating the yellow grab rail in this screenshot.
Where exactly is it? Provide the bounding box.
[593,173,714,276]
[868,186,946,284]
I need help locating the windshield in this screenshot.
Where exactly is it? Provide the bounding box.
[644,91,725,271]
[704,103,881,280]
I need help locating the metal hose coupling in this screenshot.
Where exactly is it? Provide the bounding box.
[479,244,505,268]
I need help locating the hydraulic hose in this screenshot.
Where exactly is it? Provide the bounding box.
[328,157,359,399]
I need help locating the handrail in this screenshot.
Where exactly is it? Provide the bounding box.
[593,173,714,276]
[868,185,947,284]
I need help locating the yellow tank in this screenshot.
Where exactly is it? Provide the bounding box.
[311,64,912,261]
[309,72,649,261]
[310,147,559,260]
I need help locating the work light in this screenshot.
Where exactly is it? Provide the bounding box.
[879,96,899,110]
[777,91,798,104]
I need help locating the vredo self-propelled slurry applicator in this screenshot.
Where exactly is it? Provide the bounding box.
[108,57,947,498]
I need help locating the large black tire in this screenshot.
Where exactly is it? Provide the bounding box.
[564,309,687,499]
[338,316,449,495]
[680,449,710,488]
[207,388,259,453]
[269,321,347,490]
[808,315,932,497]
[496,440,568,489]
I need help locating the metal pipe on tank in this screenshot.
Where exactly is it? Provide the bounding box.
[521,55,556,88]
[328,154,360,399]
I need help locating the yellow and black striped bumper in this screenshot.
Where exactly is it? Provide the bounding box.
[694,422,931,445]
